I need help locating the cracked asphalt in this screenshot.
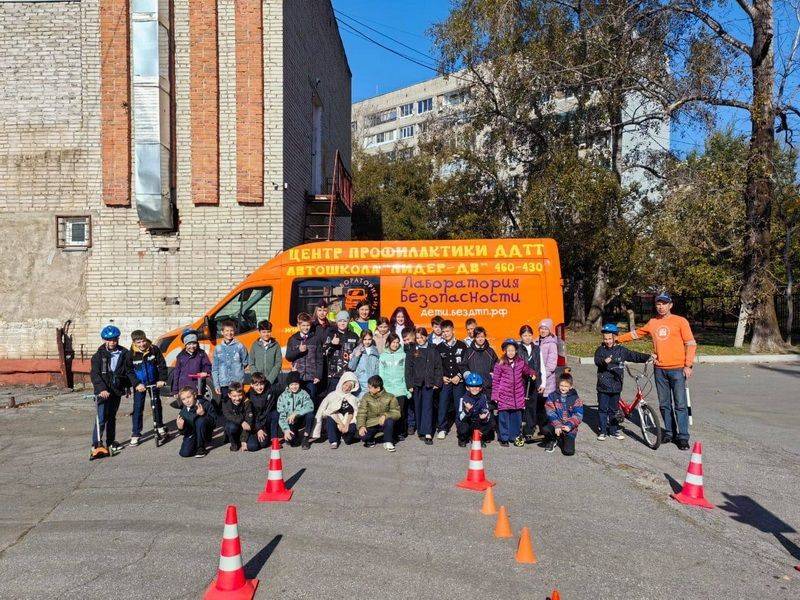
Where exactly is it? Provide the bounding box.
[0,362,799,599]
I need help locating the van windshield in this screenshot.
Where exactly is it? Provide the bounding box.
[213,287,273,336]
[290,277,380,325]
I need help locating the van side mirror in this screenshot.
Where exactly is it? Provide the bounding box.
[203,316,217,340]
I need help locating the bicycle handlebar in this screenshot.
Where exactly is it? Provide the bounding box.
[189,374,209,379]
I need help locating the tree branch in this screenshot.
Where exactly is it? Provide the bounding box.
[672,3,751,55]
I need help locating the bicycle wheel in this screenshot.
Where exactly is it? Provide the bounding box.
[638,403,661,449]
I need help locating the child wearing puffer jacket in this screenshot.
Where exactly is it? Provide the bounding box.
[491,339,536,447]
[348,329,380,399]
[312,372,360,448]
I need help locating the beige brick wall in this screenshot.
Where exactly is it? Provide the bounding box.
[0,0,350,362]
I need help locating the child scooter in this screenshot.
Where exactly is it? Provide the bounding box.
[87,394,119,460]
[145,384,167,447]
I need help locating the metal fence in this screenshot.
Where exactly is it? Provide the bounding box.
[599,293,799,337]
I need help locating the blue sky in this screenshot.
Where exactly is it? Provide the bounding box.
[332,0,800,157]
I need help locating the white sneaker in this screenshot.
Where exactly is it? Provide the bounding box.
[130,436,140,446]
[157,427,167,436]
[383,442,396,452]
[597,434,606,441]
[436,430,447,440]
[612,431,625,440]
[330,442,338,449]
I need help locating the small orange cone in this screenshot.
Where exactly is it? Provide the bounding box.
[795,564,800,572]
[494,505,512,538]
[549,591,561,600]
[258,437,293,502]
[456,429,495,491]
[670,441,714,509]
[481,486,498,515]
[203,505,258,600]
[515,527,537,564]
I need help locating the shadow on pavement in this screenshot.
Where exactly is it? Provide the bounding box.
[244,534,282,580]
[664,472,682,494]
[285,468,306,490]
[719,493,800,562]
[753,364,800,378]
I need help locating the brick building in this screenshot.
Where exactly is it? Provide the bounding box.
[0,0,351,379]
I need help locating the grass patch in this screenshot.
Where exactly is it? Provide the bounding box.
[564,327,752,358]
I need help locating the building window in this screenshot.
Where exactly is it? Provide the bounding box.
[418,98,433,113]
[366,108,398,127]
[446,91,467,106]
[399,102,414,117]
[400,125,415,139]
[375,130,395,144]
[56,216,92,250]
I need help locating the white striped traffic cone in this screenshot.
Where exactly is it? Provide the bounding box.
[456,429,495,491]
[670,441,714,509]
[203,505,258,600]
[258,437,293,502]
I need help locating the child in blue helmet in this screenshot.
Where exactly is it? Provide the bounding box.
[455,373,494,447]
[594,323,654,440]
[89,325,130,459]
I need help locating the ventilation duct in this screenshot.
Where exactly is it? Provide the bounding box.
[132,0,174,229]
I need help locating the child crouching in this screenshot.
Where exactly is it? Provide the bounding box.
[222,382,253,452]
[456,373,494,447]
[543,373,583,456]
[175,386,213,457]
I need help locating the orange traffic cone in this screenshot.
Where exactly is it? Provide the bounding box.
[515,527,537,564]
[494,505,512,538]
[670,441,714,509]
[795,564,800,572]
[258,437,293,502]
[549,591,561,600]
[481,486,498,515]
[203,505,258,600]
[457,429,495,491]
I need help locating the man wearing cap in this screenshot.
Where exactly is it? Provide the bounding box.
[618,294,697,449]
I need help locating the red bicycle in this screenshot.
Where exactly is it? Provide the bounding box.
[614,362,662,449]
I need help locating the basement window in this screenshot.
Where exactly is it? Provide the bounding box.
[56,215,92,250]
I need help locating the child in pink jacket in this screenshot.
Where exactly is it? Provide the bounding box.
[492,339,536,447]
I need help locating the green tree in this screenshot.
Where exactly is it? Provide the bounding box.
[351,148,435,241]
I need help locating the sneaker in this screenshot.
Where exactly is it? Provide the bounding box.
[545,440,556,453]
[364,440,376,448]
[330,442,339,449]
[513,436,525,447]
[481,441,487,448]
[661,433,673,444]
[424,436,433,446]
[597,434,607,441]
[612,431,625,440]
[194,447,207,458]
[407,427,416,436]
[499,440,509,447]
[458,440,468,447]
[129,436,140,446]
[157,427,167,436]
[301,437,312,450]
[436,430,447,440]
[229,443,239,452]
[677,439,690,450]
[383,442,396,452]
[524,435,536,444]
[109,442,122,455]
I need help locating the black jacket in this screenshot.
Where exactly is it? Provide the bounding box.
[323,327,360,378]
[437,339,469,379]
[285,332,324,381]
[90,344,130,397]
[248,382,283,432]
[222,398,253,426]
[518,342,543,394]
[405,344,444,388]
[464,343,499,390]
[178,398,213,429]
[594,344,651,393]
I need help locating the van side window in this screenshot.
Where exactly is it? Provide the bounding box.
[213,287,273,337]
[290,277,380,325]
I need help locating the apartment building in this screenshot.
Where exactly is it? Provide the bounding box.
[0,0,351,376]
[351,72,670,195]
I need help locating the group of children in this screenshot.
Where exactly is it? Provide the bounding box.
[90,300,650,460]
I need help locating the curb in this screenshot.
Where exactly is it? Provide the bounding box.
[571,354,800,365]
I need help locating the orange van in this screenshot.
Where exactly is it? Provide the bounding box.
[156,238,565,368]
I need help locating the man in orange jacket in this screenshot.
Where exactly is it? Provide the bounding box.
[619,293,696,450]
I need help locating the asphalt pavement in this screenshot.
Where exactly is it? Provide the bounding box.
[0,362,799,599]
